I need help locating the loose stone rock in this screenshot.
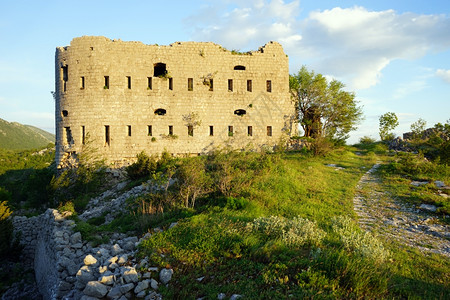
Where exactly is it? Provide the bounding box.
[159,268,173,284]
[83,281,109,298]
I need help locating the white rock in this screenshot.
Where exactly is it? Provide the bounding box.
[111,243,123,256]
[83,281,109,298]
[119,283,135,294]
[230,294,243,300]
[99,275,115,285]
[134,280,150,294]
[159,268,173,284]
[419,204,437,212]
[435,180,446,188]
[411,181,428,187]
[150,278,159,290]
[84,254,98,266]
[217,293,226,300]
[123,267,139,283]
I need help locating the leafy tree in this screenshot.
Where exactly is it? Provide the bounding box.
[289,66,363,142]
[411,118,427,140]
[379,112,399,141]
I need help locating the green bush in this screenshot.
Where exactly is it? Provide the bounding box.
[0,201,13,256]
[126,151,158,180]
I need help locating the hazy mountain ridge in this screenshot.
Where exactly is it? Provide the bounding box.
[0,118,54,150]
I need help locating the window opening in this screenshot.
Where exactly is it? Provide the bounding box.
[234,65,246,70]
[188,125,193,136]
[169,125,173,136]
[154,63,167,77]
[267,80,272,92]
[127,76,131,89]
[209,79,213,91]
[127,125,131,136]
[154,108,167,116]
[267,126,272,136]
[147,77,152,90]
[80,76,85,89]
[188,78,193,91]
[61,66,68,92]
[148,125,152,136]
[209,126,214,136]
[234,109,246,116]
[105,125,110,146]
[104,76,109,89]
[248,126,253,136]
[62,110,68,117]
[228,126,233,137]
[169,78,173,90]
[81,126,85,145]
[64,127,73,145]
[247,80,252,92]
[228,79,233,91]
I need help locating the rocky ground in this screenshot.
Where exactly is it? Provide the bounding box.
[353,163,450,257]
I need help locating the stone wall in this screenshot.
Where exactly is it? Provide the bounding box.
[55,36,296,167]
[13,209,82,299]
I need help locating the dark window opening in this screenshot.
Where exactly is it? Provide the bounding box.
[148,125,152,136]
[209,126,214,136]
[80,76,85,89]
[147,77,152,89]
[81,126,85,145]
[247,80,252,92]
[188,125,193,136]
[267,126,272,136]
[105,125,110,146]
[62,110,68,117]
[234,65,246,70]
[234,109,246,116]
[228,79,233,91]
[228,126,233,137]
[127,125,131,136]
[64,127,73,145]
[169,78,173,90]
[248,126,253,136]
[154,108,167,116]
[209,79,213,91]
[154,63,167,77]
[104,76,109,89]
[127,76,131,89]
[267,80,272,92]
[169,125,173,136]
[61,66,68,92]
[188,78,193,91]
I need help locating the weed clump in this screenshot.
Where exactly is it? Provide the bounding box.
[332,216,390,263]
[247,215,326,247]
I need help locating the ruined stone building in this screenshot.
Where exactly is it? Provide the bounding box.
[55,36,296,167]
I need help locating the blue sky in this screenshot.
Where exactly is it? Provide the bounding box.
[1,0,449,144]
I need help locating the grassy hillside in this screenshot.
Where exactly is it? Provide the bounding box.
[0,118,54,150]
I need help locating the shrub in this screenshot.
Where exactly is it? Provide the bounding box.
[0,201,13,256]
[359,136,376,144]
[247,215,326,247]
[126,151,158,180]
[331,216,390,263]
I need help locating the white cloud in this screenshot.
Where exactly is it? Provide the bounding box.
[298,6,450,89]
[187,2,450,90]
[436,69,450,83]
[393,80,428,99]
[185,0,301,51]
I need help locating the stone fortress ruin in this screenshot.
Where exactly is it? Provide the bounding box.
[55,36,296,167]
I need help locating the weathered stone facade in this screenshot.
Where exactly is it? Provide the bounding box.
[55,36,296,167]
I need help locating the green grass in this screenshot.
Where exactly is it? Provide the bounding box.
[137,148,421,299]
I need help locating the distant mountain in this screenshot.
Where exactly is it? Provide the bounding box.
[0,118,55,150]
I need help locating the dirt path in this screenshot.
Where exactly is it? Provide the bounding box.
[353,163,450,257]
